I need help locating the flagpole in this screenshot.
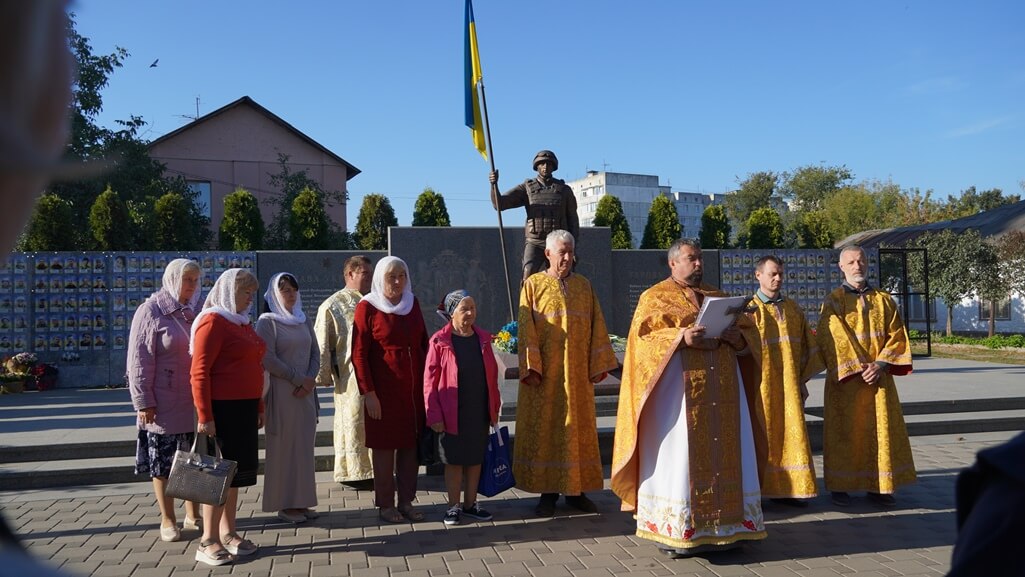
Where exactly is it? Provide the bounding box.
[478,79,515,323]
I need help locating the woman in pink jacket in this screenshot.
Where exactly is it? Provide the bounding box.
[423,289,501,526]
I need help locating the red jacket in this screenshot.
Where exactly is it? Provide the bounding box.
[423,324,501,435]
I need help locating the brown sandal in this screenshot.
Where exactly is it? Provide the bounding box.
[379,507,404,524]
[397,505,424,522]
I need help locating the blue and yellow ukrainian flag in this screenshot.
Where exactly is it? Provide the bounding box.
[464,0,487,160]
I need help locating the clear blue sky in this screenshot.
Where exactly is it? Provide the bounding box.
[75,0,1025,228]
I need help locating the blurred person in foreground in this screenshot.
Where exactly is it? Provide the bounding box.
[816,245,915,508]
[128,259,204,542]
[0,3,91,575]
[515,229,618,517]
[257,273,320,524]
[423,289,501,526]
[612,238,766,558]
[190,269,264,565]
[947,431,1025,577]
[315,255,375,488]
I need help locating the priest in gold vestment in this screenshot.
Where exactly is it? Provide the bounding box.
[516,230,619,517]
[314,256,374,486]
[612,239,767,557]
[749,255,824,506]
[817,245,915,508]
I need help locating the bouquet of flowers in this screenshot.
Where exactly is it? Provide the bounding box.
[5,351,37,375]
[492,321,518,354]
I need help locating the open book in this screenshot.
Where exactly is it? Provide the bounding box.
[695,295,752,338]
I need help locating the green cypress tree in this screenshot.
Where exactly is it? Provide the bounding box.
[593,195,633,249]
[89,185,133,250]
[640,194,681,249]
[153,192,200,250]
[411,187,452,226]
[698,204,731,249]
[18,194,77,251]
[219,187,264,250]
[288,186,331,249]
[354,194,398,250]
[745,207,784,248]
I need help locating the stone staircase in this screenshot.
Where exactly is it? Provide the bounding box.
[3,384,1025,491]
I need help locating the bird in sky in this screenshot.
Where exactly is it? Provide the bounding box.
[149,59,159,68]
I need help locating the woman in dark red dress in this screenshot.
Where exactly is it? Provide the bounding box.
[352,256,428,523]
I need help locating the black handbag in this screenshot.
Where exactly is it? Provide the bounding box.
[165,435,237,506]
[417,426,441,466]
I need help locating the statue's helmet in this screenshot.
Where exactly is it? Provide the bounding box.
[532,150,558,171]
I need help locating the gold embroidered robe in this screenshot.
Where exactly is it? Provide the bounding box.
[515,272,618,494]
[314,287,373,482]
[816,286,916,493]
[612,279,767,549]
[749,296,824,499]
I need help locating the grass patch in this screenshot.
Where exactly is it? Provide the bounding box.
[912,341,1025,365]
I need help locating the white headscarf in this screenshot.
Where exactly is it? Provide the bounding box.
[259,272,306,325]
[160,258,203,311]
[361,256,415,315]
[189,268,254,354]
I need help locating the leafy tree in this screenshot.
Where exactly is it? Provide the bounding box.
[640,194,681,249]
[354,193,398,250]
[944,186,1020,219]
[219,187,264,250]
[593,195,633,249]
[287,187,331,249]
[975,241,1007,337]
[89,186,133,250]
[781,164,852,212]
[43,16,208,249]
[910,230,994,336]
[264,154,347,248]
[996,231,1025,299]
[791,211,833,249]
[724,171,779,238]
[411,187,452,227]
[745,207,784,248]
[153,192,204,250]
[17,195,76,251]
[698,204,730,249]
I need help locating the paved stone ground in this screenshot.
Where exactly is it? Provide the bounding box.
[2,431,1014,577]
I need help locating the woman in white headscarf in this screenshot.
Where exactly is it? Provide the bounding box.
[190,268,264,566]
[256,272,320,524]
[128,259,203,543]
[351,256,429,523]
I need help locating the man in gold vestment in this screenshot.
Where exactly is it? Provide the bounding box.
[315,256,374,488]
[749,255,824,507]
[516,230,619,517]
[817,245,915,508]
[612,239,767,558]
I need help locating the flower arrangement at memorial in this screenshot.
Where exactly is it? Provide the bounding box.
[493,321,627,355]
[493,321,518,354]
[1,351,38,394]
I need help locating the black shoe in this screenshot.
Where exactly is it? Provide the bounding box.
[867,492,896,507]
[658,546,687,559]
[831,491,851,507]
[461,502,493,521]
[535,493,558,517]
[770,497,810,508]
[340,479,375,491]
[565,493,598,513]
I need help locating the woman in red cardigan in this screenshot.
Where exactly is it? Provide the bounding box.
[351,256,428,524]
[190,269,264,566]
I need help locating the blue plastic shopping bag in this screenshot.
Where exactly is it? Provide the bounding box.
[478,426,515,497]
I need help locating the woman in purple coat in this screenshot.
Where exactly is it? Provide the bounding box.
[128,259,203,543]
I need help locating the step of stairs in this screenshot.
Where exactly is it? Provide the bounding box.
[3,399,1024,491]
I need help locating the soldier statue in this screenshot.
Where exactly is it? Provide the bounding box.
[490,150,579,280]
